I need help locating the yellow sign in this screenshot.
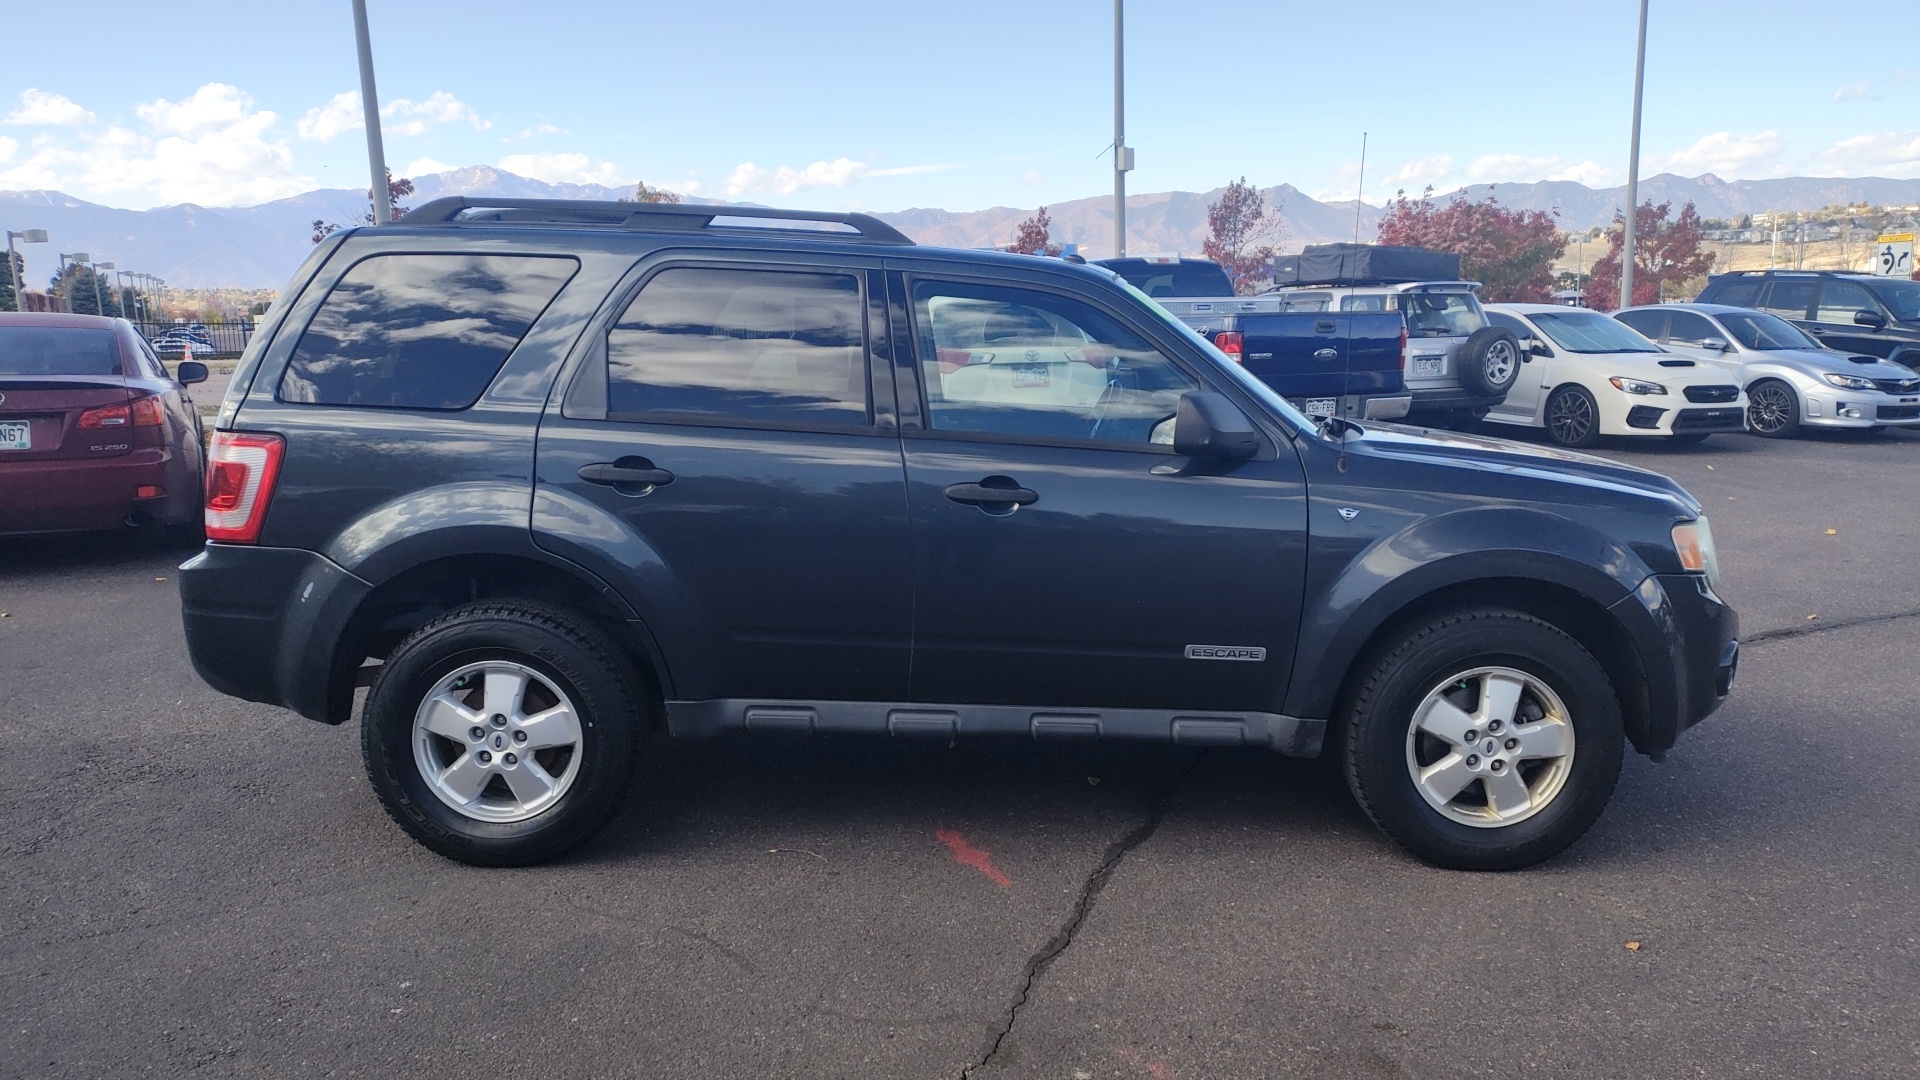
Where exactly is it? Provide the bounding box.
[1874,233,1914,277]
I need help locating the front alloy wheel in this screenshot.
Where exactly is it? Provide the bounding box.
[1405,667,1575,827]
[1546,386,1601,448]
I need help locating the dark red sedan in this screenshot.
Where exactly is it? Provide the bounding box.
[0,312,208,540]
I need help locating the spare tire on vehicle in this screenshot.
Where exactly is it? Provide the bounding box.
[1460,327,1521,398]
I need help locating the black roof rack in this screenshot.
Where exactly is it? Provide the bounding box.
[399,197,914,245]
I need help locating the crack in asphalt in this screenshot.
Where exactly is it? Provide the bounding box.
[1745,605,1920,646]
[959,753,1205,1079]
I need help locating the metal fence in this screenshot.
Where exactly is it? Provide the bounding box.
[134,319,257,357]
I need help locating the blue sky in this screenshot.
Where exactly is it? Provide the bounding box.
[3,0,1918,212]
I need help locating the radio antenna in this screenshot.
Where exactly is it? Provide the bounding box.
[1353,132,1368,246]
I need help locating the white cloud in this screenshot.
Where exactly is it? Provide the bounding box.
[498,152,627,186]
[1833,80,1877,103]
[5,89,95,126]
[517,123,566,139]
[1654,130,1784,176]
[401,156,455,177]
[299,89,489,140]
[3,82,309,206]
[726,157,868,196]
[298,91,363,141]
[1019,171,1045,186]
[870,162,958,178]
[1463,154,1617,188]
[1391,154,1454,190]
[1819,131,1920,176]
[384,92,489,136]
[0,136,15,163]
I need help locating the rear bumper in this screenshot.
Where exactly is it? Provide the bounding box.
[178,543,370,724]
[1407,386,1501,414]
[1609,573,1738,756]
[0,447,193,535]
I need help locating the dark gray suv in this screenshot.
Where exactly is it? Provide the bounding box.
[179,198,1738,871]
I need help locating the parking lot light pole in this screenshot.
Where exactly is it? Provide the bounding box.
[352,0,392,225]
[1620,0,1648,309]
[1112,0,1131,258]
[6,228,48,312]
[93,261,118,318]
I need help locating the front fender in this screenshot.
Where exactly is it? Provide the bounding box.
[1281,505,1654,721]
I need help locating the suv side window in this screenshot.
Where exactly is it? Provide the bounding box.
[279,254,577,410]
[603,267,869,428]
[1666,311,1721,345]
[1759,279,1815,320]
[1340,295,1387,312]
[1612,310,1667,340]
[1281,294,1329,312]
[1814,280,1876,323]
[909,280,1197,446]
[1707,278,1761,307]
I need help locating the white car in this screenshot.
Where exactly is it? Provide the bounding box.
[1613,303,1920,438]
[1482,304,1747,448]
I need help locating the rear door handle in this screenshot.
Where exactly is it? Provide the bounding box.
[1807,327,1829,335]
[579,461,676,489]
[945,479,1038,508]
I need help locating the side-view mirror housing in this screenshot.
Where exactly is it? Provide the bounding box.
[175,360,209,385]
[1529,340,1554,358]
[1699,337,1731,352]
[1173,391,1260,459]
[1854,309,1888,329]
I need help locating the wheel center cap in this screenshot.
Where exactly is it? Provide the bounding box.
[490,731,509,752]
[1483,739,1498,756]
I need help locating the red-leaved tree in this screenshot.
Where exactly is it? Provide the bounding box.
[1375,187,1565,302]
[1584,200,1717,311]
[311,171,416,244]
[1005,206,1062,256]
[1203,178,1287,295]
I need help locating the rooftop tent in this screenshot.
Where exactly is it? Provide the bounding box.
[1272,244,1461,287]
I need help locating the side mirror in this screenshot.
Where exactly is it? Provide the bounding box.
[175,360,209,385]
[1173,391,1260,459]
[1854,309,1888,329]
[1699,337,1731,352]
[1529,341,1554,358]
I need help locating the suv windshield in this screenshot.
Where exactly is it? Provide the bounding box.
[1531,311,1661,354]
[1400,290,1484,337]
[1869,279,1920,323]
[1719,311,1820,351]
[1100,260,1235,298]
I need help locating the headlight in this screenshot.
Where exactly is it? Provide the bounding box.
[1822,372,1877,391]
[1609,376,1668,395]
[1672,517,1720,589]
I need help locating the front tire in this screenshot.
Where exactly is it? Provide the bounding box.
[362,600,645,866]
[1545,385,1603,448]
[1746,379,1800,439]
[1342,609,1625,870]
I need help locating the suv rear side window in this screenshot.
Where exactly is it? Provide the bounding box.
[605,267,868,428]
[279,254,577,410]
[1705,278,1761,307]
[1759,280,1815,320]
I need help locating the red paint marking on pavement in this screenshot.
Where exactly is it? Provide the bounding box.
[935,829,1012,887]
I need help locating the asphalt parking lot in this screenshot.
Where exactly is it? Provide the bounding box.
[4,427,1919,1080]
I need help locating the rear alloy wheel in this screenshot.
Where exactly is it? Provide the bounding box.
[1343,609,1624,870]
[1745,379,1800,438]
[362,600,645,866]
[1545,385,1602,448]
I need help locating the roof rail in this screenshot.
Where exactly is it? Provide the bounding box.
[399,197,915,245]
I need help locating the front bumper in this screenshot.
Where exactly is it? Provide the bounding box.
[1613,401,1746,436]
[1609,572,1738,755]
[179,543,371,723]
[1801,391,1920,427]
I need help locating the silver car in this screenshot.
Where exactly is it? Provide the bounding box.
[1614,304,1920,437]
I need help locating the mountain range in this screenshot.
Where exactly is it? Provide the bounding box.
[6,167,1920,290]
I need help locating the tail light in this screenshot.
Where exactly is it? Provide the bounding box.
[204,431,285,543]
[1398,327,1408,369]
[78,395,165,429]
[1214,331,1245,364]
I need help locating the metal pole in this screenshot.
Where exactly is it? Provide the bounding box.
[111,270,127,319]
[1113,0,1125,258]
[89,263,104,318]
[1620,0,1648,309]
[352,0,392,225]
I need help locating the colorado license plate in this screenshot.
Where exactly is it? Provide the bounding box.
[1412,357,1444,377]
[1301,398,1337,417]
[0,421,29,450]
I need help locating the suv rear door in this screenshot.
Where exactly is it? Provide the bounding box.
[533,255,912,704]
[889,266,1308,718]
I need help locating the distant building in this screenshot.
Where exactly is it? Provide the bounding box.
[20,291,70,313]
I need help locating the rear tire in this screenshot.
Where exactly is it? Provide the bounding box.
[1745,379,1800,439]
[1342,609,1625,871]
[361,600,645,866]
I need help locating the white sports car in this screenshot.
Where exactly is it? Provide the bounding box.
[1482,304,1748,448]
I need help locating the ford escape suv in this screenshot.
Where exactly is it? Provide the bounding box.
[179,198,1738,871]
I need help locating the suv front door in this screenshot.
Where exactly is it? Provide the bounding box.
[1809,278,1892,357]
[533,258,911,704]
[890,269,1308,718]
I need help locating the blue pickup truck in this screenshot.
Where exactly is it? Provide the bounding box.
[1097,255,1411,421]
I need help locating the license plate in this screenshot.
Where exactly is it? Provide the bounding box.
[1301,398,1337,417]
[0,421,29,451]
[1412,357,1444,377]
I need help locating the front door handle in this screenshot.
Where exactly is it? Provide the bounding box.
[579,460,676,492]
[1807,327,1829,335]
[945,477,1038,510]
[1313,347,1339,360]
